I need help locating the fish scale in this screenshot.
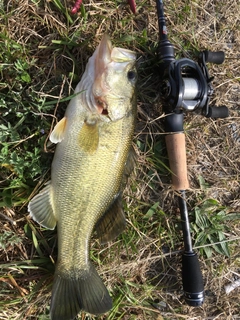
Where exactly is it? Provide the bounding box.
[28,35,137,320]
[55,119,132,273]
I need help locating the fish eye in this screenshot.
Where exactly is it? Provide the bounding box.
[127,70,137,82]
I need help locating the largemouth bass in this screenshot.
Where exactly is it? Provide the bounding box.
[28,34,137,320]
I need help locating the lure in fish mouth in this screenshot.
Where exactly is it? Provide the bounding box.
[28,34,137,320]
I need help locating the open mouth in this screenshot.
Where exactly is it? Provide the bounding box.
[96,98,109,116]
[101,109,108,115]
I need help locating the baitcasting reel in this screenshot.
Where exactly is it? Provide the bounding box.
[157,0,229,120]
[160,52,229,118]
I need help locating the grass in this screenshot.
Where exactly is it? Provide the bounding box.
[0,0,240,319]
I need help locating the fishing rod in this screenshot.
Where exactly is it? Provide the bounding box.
[156,0,229,307]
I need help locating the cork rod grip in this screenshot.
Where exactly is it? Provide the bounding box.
[165,133,189,190]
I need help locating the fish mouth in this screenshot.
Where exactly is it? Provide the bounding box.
[78,35,136,118]
[92,34,136,118]
[101,108,108,116]
[95,97,109,116]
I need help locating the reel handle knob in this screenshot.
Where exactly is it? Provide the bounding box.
[206,105,229,118]
[203,50,225,64]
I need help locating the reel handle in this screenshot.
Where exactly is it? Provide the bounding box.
[165,113,204,306]
[164,113,189,190]
[165,133,189,190]
[182,252,204,306]
[165,132,205,305]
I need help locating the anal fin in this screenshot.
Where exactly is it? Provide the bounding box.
[28,182,57,229]
[95,194,126,244]
[95,147,136,244]
[122,145,137,185]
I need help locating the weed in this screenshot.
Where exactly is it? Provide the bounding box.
[191,198,240,258]
[0,230,22,250]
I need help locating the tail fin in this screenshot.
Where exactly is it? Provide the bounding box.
[50,262,112,320]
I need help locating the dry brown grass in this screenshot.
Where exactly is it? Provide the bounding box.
[0,0,240,319]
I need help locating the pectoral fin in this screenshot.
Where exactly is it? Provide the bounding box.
[78,121,99,154]
[28,182,57,229]
[50,117,67,144]
[95,194,126,244]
